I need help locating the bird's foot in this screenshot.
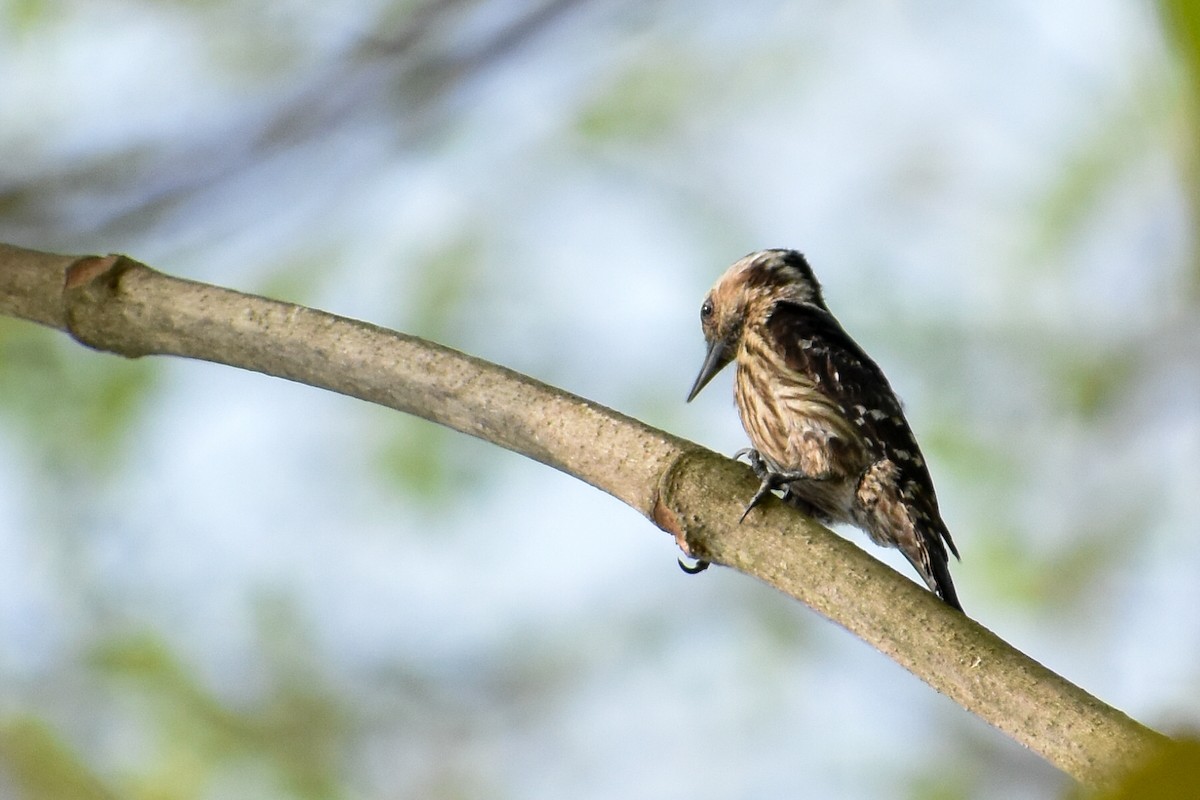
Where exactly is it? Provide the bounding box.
[734,452,809,522]
[733,448,769,478]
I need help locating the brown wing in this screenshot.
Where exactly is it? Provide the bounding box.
[766,300,959,564]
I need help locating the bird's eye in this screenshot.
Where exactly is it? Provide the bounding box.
[700,299,714,320]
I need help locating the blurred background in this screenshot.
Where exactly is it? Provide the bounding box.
[1,0,1199,798]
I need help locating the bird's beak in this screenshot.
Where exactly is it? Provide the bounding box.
[687,337,734,402]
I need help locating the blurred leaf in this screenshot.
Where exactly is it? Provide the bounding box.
[575,56,696,144]
[4,0,49,31]
[374,416,453,497]
[409,233,483,341]
[0,717,115,800]
[255,246,343,308]
[1076,736,1200,799]
[1158,0,1200,299]
[0,319,157,471]
[91,636,247,738]
[923,421,1022,486]
[906,770,973,800]
[972,501,1147,610]
[1025,78,1171,266]
[1160,0,1200,103]
[251,597,348,800]
[1056,353,1137,420]
[91,622,347,800]
[1038,341,1139,420]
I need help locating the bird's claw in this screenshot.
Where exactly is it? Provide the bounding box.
[739,476,779,522]
[677,557,710,574]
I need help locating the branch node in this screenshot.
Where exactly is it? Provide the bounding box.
[63,254,155,358]
[654,448,714,564]
[64,254,121,290]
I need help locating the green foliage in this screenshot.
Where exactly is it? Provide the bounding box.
[373,414,455,499]
[1160,0,1200,108]
[407,235,483,342]
[0,319,156,472]
[0,606,349,800]
[1051,347,1139,420]
[970,509,1143,611]
[1159,0,1200,297]
[575,56,698,144]
[89,612,347,800]
[1078,736,1200,799]
[2,0,50,32]
[0,718,115,800]
[1025,78,1172,265]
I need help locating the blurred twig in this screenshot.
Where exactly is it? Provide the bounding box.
[0,0,590,243]
[0,242,1171,790]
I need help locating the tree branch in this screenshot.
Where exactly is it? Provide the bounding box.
[0,242,1169,788]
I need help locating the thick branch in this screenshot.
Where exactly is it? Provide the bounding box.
[0,243,1169,788]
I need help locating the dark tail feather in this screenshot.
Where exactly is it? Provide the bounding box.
[917,519,964,612]
[901,545,964,613]
[928,555,964,613]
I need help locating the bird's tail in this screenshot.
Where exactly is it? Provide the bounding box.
[926,552,963,613]
[900,544,963,612]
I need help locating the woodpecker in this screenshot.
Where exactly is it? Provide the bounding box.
[686,249,962,611]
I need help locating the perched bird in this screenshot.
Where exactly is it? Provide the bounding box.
[686,249,962,611]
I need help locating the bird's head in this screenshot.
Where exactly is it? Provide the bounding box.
[687,249,825,401]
